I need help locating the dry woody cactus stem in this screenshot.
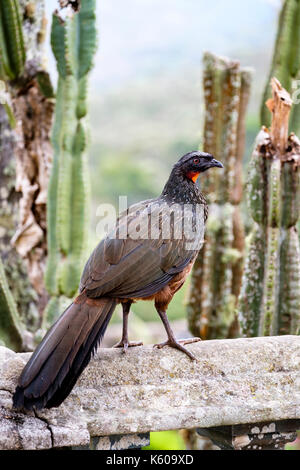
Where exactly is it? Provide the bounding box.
[239,78,300,336]
[0,0,54,344]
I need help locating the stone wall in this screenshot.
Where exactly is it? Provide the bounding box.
[0,335,299,450]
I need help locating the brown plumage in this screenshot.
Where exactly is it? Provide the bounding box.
[13,151,223,410]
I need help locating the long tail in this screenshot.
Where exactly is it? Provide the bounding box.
[13,294,116,410]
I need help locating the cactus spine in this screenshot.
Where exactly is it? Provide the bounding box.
[186,53,252,339]
[239,78,300,336]
[261,0,300,134]
[45,1,96,307]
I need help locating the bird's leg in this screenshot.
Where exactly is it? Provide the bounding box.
[154,309,201,361]
[113,301,143,353]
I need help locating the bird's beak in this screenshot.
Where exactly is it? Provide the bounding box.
[210,158,223,168]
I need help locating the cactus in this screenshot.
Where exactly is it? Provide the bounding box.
[0,0,26,80]
[44,0,96,314]
[0,255,24,351]
[186,53,252,339]
[261,0,300,135]
[239,78,300,336]
[0,0,26,126]
[0,1,55,351]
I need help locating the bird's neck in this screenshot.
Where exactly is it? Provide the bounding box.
[161,167,206,206]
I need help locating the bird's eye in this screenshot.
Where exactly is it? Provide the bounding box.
[193,158,200,164]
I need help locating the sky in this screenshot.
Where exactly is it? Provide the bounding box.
[45,0,281,91]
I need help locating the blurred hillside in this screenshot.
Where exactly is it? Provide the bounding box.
[88,44,274,230]
[89,69,201,209]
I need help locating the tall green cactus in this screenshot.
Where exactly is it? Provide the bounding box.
[0,0,26,126]
[45,1,96,309]
[186,53,252,339]
[0,0,26,80]
[261,0,300,134]
[239,79,300,336]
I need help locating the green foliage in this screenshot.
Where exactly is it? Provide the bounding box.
[142,431,186,451]
[45,1,97,304]
[91,153,161,208]
[0,0,25,80]
[132,279,188,323]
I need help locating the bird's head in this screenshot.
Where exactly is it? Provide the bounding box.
[176,151,223,183]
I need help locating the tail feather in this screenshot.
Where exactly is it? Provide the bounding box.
[45,307,114,409]
[13,295,116,410]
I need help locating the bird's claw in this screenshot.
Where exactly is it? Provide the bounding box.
[113,340,143,353]
[178,337,201,345]
[153,337,200,361]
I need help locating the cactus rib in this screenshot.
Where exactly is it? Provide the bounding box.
[0,0,25,80]
[45,1,96,308]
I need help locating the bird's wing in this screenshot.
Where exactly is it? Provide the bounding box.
[80,199,205,299]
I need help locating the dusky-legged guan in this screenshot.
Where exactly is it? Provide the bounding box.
[13,151,223,410]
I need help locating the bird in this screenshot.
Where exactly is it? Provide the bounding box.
[13,151,223,410]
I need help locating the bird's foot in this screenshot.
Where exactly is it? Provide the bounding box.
[113,340,143,353]
[153,337,201,361]
[178,337,201,345]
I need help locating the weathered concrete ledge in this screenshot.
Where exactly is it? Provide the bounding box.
[0,335,299,450]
